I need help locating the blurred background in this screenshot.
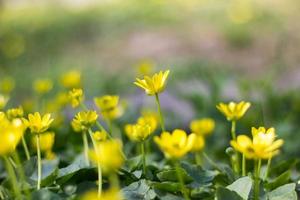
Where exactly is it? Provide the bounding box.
[1,0,300,160]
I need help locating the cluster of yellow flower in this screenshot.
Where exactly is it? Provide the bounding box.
[0,67,286,200]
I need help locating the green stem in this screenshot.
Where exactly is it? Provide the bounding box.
[141,142,147,176]
[88,129,102,197]
[36,134,42,190]
[109,173,119,189]
[3,156,22,200]
[21,136,30,161]
[254,159,261,200]
[175,161,190,200]
[12,152,31,200]
[80,103,112,139]
[231,120,240,174]
[264,157,272,181]
[242,153,246,176]
[155,93,165,132]
[82,132,90,166]
[195,152,202,165]
[202,152,222,172]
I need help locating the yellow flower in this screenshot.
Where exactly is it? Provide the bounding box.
[136,60,154,76]
[0,117,25,156]
[92,130,107,142]
[0,77,15,94]
[137,115,157,133]
[6,106,24,119]
[134,70,170,95]
[216,101,251,121]
[33,79,53,94]
[125,123,151,142]
[69,88,84,108]
[23,112,54,134]
[45,151,56,160]
[81,188,122,200]
[190,118,215,136]
[89,139,124,174]
[190,135,205,152]
[31,131,55,152]
[230,135,255,159]
[60,70,81,89]
[230,127,284,159]
[94,95,122,120]
[154,129,196,159]
[55,92,69,107]
[0,94,9,110]
[71,110,98,132]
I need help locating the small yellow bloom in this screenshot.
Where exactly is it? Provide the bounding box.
[190,135,205,152]
[0,94,9,110]
[92,130,107,142]
[71,110,98,132]
[45,151,56,160]
[55,92,70,107]
[134,70,170,95]
[154,129,196,159]
[0,117,25,156]
[33,79,53,94]
[136,60,155,76]
[89,139,124,174]
[94,95,122,120]
[190,118,215,136]
[125,123,151,142]
[230,127,284,160]
[137,115,157,133]
[23,112,54,134]
[216,101,251,121]
[6,106,24,119]
[69,88,84,108]
[0,77,15,94]
[60,70,81,89]
[81,188,122,200]
[31,131,55,152]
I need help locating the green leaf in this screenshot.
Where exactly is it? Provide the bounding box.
[267,183,297,200]
[270,159,299,175]
[123,155,142,172]
[30,159,59,187]
[216,187,243,200]
[154,190,184,200]
[181,162,218,185]
[151,181,181,193]
[31,189,62,200]
[265,171,291,191]
[57,155,90,184]
[226,176,253,200]
[157,168,193,183]
[190,186,214,199]
[122,179,156,200]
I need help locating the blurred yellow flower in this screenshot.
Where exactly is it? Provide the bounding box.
[31,131,55,152]
[0,77,15,94]
[136,60,154,76]
[6,106,24,119]
[55,92,70,107]
[23,112,53,134]
[190,135,205,152]
[125,123,151,142]
[60,70,81,89]
[45,151,56,160]
[216,101,251,121]
[190,118,215,136]
[154,129,196,159]
[0,117,25,156]
[94,95,122,120]
[69,88,84,108]
[230,127,284,159]
[81,188,122,200]
[92,130,107,142]
[137,115,157,133]
[0,94,9,110]
[33,79,53,94]
[72,110,98,132]
[134,70,170,95]
[89,139,124,174]
[227,0,254,24]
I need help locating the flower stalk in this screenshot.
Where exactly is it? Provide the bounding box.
[254,159,261,200]
[36,134,42,190]
[264,157,272,181]
[21,136,30,161]
[231,120,240,174]
[155,93,165,132]
[242,153,246,176]
[141,141,147,176]
[82,132,90,166]
[175,161,190,200]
